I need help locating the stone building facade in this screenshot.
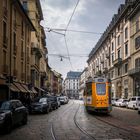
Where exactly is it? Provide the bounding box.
[87,0,140,99]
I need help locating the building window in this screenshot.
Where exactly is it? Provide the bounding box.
[3,21,7,47]
[3,50,6,66]
[135,58,140,68]
[13,32,16,54]
[118,68,120,76]
[124,63,128,73]
[21,20,24,37]
[23,1,28,11]
[111,70,114,78]
[118,49,120,58]
[136,20,139,32]
[117,35,120,46]
[125,27,128,39]
[3,0,7,8]
[135,36,140,50]
[125,43,128,56]
[112,42,114,51]
[112,53,114,63]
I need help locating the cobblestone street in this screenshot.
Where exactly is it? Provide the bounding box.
[0,100,140,140]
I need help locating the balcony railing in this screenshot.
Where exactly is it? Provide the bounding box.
[128,67,140,76]
[31,43,42,58]
[2,65,8,74]
[113,58,122,67]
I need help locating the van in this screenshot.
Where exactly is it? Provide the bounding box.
[127,96,140,109]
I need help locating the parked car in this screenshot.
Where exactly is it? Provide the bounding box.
[30,97,51,113]
[111,98,119,106]
[56,96,61,107]
[46,95,58,110]
[0,100,28,133]
[138,103,140,114]
[59,96,69,104]
[127,96,140,109]
[115,99,129,107]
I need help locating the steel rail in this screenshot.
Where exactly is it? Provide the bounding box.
[74,103,97,140]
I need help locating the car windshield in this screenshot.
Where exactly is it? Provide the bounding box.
[39,98,47,103]
[0,101,10,110]
[60,97,65,100]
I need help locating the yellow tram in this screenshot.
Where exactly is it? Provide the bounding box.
[84,77,112,113]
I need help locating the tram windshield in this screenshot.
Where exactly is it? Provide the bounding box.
[96,83,106,95]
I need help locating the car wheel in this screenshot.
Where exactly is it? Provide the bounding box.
[138,111,140,114]
[22,114,27,125]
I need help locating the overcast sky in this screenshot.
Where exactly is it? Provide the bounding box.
[40,0,125,79]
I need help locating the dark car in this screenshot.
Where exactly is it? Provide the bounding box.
[30,97,51,114]
[0,100,28,133]
[46,95,58,110]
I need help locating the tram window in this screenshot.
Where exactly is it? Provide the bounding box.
[96,83,106,95]
[86,83,92,95]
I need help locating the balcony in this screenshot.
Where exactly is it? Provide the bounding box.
[113,58,122,67]
[128,67,140,76]
[2,65,8,74]
[31,42,42,58]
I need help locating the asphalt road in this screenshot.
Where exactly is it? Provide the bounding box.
[0,100,140,140]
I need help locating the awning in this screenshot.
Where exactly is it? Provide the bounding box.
[22,84,33,93]
[31,87,38,94]
[14,83,28,93]
[9,84,20,92]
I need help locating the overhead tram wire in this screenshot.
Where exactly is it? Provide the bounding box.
[65,0,80,32]
[64,35,73,70]
[63,0,81,70]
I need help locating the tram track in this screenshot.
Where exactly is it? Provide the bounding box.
[93,115,140,135]
[50,101,75,140]
[73,103,97,140]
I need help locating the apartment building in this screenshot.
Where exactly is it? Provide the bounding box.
[0,0,35,100]
[87,0,140,99]
[128,2,140,97]
[21,0,48,95]
[79,67,88,100]
[64,71,81,99]
[50,70,63,95]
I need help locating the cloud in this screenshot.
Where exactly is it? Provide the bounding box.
[40,0,125,78]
